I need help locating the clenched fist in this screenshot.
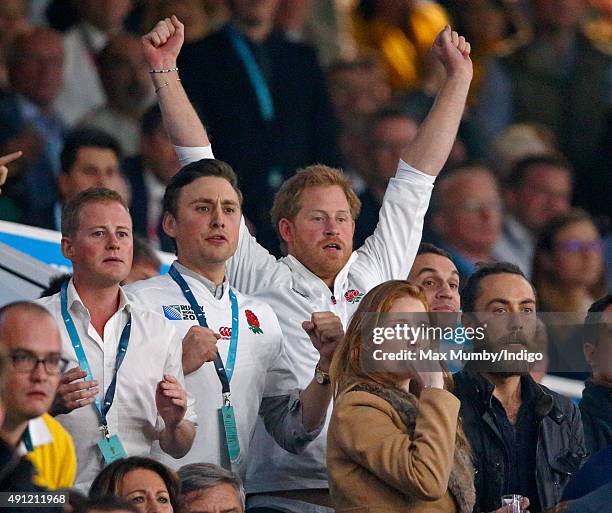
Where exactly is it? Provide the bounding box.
[181,325,221,375]
[302,312,344,371]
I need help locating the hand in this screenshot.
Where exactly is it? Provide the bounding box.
[0,151,22,193]
[142,15,185,70]
[302,312,344,370]
[181,325,220,374]
[51,367,99,415]
[156,374,187,428]
[430,25,473,80]
[492,496,530,513]
[3,126,44,167]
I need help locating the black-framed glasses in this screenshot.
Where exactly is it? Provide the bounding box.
[9,350,68,375]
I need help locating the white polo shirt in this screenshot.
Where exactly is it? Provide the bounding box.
[37,279,196,490]
[126,263,307,477]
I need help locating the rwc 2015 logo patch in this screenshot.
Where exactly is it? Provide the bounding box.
[344,289,364,304]
[162,304,206,322]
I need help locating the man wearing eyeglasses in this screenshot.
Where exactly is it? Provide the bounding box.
[430,163,503,282]
[0,301,76,490]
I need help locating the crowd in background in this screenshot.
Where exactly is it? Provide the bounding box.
[0,1,610,513]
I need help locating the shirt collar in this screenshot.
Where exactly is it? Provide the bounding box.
[67,278,131,315]
[173,261,227,300]
[16,416,52,457]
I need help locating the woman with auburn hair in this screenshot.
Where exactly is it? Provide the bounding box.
[327,280,475,513]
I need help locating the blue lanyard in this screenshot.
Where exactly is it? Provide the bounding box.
[60,282,131,429]
[226,24,275,122]
[168,264,239,399]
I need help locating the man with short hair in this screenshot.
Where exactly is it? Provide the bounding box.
[179,463,245,513]
[0,27,65,225]
[53,128,130,230]
[38,188,196,490]
[580,294,612,454]
[493,155,573,278]
[144,16,472,512]
[355,105,420,247]
[408,242,460,313]
[0,301,76,490]
[454,262,586,513]
[430,163,503,281]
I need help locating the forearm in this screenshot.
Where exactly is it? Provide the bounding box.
[299,377,332,432]
[159,419,195,458]
[150,66,209,147]
[400,73,471,176]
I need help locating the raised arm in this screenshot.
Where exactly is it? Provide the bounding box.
[400,26,473,177]
[142,16,209,148]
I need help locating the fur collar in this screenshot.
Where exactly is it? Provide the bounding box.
[352,382,476,513]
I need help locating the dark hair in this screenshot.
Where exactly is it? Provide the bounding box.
[133,236,161,270]
[73,495,138,513]
[62,188,129,237]
[416,242,454,260]
[60,128,122,175]
[40,273,72,298]
[461,262,534,312]
[140,104,164,138]
[505,154,573,189]
[89,457,180,513]
[584,294,612,346]
[162,159,242,218]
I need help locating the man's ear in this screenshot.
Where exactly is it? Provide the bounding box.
[278,218,294,244]
[162,211,177,238]
[61,236,73,260]
[57,173,70,201]
[583,341,597,369]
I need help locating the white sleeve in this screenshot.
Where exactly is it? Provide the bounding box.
[174,145,215,166]
[351,159,434,285]
[225,216,279,294]
[162,321,197,425]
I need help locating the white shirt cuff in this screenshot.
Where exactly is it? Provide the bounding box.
[396,159,436,185]
[175,145,215,166]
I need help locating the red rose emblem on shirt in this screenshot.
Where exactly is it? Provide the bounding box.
[245,309,263,334]
[344,289,363,304]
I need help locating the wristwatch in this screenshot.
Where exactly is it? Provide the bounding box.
[314,363,331,385]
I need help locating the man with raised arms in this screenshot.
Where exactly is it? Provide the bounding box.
[144,15,472,513]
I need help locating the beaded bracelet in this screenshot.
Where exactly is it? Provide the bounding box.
[149,67,179,74]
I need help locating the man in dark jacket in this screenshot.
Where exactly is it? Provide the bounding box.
[454,262,586,513]
[580,294,612,455]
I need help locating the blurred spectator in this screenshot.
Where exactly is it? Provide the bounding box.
[55,0,132,126]
[0,27,65,225]
[0,0,32,90]
[561,446,612,504]
[351,0,449,93]
[79,34,154,158]
[40,274,72,299]
[0,151,22,196]
[0,301,76,490]
[89,456,180,513]
[580,294,612,455]
[473,0,611,216]
[429,163,503,282]
[122,236,162,286]
[490,122,558,180]
[533,209,607,313]
[124,105,180,250]
[326,56,390,193]
[53,128,129,231]
[355,105,419,248]
[178,463,245,513]
[493,155,574,278]
[73,495,138,513]
[177,0,341,254]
